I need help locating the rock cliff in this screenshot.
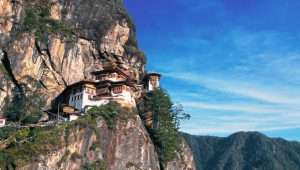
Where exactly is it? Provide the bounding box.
[18,115,161,170]
[0,0,145,108]
[0,111,195,170]
[0,0,195,169]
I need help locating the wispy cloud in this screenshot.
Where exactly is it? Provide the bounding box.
[182,124,300,136]
[181,101,285,114]
[157,30,300,137]
[126,0,300,140]
[165,72,300,105]
[165,71,300,134]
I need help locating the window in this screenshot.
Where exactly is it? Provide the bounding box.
[113,86,123,94]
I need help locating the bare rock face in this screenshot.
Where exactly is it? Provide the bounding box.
[0,0,13,35]
[0,76,13,113]
[165,139,196,170]
[100,21,130,56]
[19,116,160,170]
[0,0,145,107]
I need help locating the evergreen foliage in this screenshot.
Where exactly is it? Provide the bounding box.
[0,127,16,140]
[81,160,106,170]
[87,102,120,129]
[0,111,101,168]
[0,101,126,169]
[87,101,136,129]
[143,89,190,165]
[125,44,147,64]
[183,132,300,170]
[0,126,63,168]
[3,80,46,124]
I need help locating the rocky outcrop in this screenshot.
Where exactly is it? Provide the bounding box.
[166,139,196,170]
[10,115,195,170]
[19,116,161,170]
[0,0,13,36]
[0,0,145,107]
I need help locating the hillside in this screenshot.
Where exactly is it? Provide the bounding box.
[183,132,300,170]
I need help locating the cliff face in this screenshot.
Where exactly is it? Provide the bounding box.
[19,116,161,170]
[0,114,195,170]
[0,0,196,169]
[165,139,196,170]
[0,0,145,107]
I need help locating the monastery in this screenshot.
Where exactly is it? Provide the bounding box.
[52,62,161,120]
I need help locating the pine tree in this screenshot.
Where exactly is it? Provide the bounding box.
[143,89,190,164]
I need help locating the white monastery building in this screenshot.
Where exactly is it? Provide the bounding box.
[53,63,161,115]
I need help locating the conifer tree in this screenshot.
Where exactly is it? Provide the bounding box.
[143,89,190,164]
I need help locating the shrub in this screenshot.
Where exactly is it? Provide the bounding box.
[3,88,46,124]
[81,160,106,170]
[87,102,121,129]
[0,126,63,168]
[21,3,73,43]
[0,102,127,168]
[0,127,16,140]
[125,45,147,64]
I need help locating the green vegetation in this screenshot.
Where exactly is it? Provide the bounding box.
[87,102,119,129]
[0,127,16,140]
[81,160,106,170]
[183,132,300,170]
[0,115,95,169]
[124,45,147,64]
[87,101,135,129]
[0,63,6,75]
[126,162,142,170]
[3,80,46,124]
[0,102,128,169]
[0,63,10,81]
[21,2,73,43]
[0,126,63,168]
[142,89,190,165]
[123,15,147,64]
[57,150,70,166]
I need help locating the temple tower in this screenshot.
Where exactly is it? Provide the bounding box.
[144,73,161,92]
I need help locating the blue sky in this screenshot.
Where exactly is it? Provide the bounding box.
[124,0,300,141]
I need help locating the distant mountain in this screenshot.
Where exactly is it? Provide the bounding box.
[182,132,300,170]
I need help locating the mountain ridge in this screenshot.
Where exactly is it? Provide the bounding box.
[183,131,300,170]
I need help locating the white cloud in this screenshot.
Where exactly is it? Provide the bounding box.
[182,101,284,114]
[154,29,300,137]
[165,72,300,105]
[163,71,300,135]
[182,124,300,136]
